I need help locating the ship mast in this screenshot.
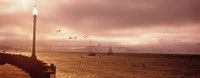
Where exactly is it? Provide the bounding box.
[89,40,91,54]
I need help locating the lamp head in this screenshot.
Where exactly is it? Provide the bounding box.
[32,5,38,15]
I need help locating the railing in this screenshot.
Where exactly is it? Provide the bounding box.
[0,53,56,78]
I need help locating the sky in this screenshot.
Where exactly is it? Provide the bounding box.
[0,0,200,53]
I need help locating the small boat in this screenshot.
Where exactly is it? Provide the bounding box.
[88,53,96,56]
[88,40,96,56]
[107,45,113,55]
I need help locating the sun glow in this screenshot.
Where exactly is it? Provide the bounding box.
[19,0,30,9]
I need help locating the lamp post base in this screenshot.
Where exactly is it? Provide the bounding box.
[31,54,37,59]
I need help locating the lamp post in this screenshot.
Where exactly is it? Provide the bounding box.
[31,5,38,59]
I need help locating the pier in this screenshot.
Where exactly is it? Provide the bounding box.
[0,53,56,78]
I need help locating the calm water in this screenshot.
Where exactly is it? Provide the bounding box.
[9,52,134,78]
[7,52,200,78]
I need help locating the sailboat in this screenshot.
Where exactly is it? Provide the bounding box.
[88,40,96,56]
[107,45,113,55]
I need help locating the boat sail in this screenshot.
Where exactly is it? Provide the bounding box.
[88,40,96,56]
[107,45,113,55]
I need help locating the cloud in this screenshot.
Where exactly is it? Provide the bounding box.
[0,0,200,53]
[0,14,22,27]
[45,0,200,32]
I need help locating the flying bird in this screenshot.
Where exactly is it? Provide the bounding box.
[56,30,61,33]
[97,44,101,46]
[84,36,88,38]
[69,36,73,39]
[118,47,122,49]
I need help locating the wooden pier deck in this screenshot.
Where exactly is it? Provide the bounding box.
[0,53,56,78]
[0,64,31,78]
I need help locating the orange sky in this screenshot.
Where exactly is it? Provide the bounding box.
[0,0,200,53]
